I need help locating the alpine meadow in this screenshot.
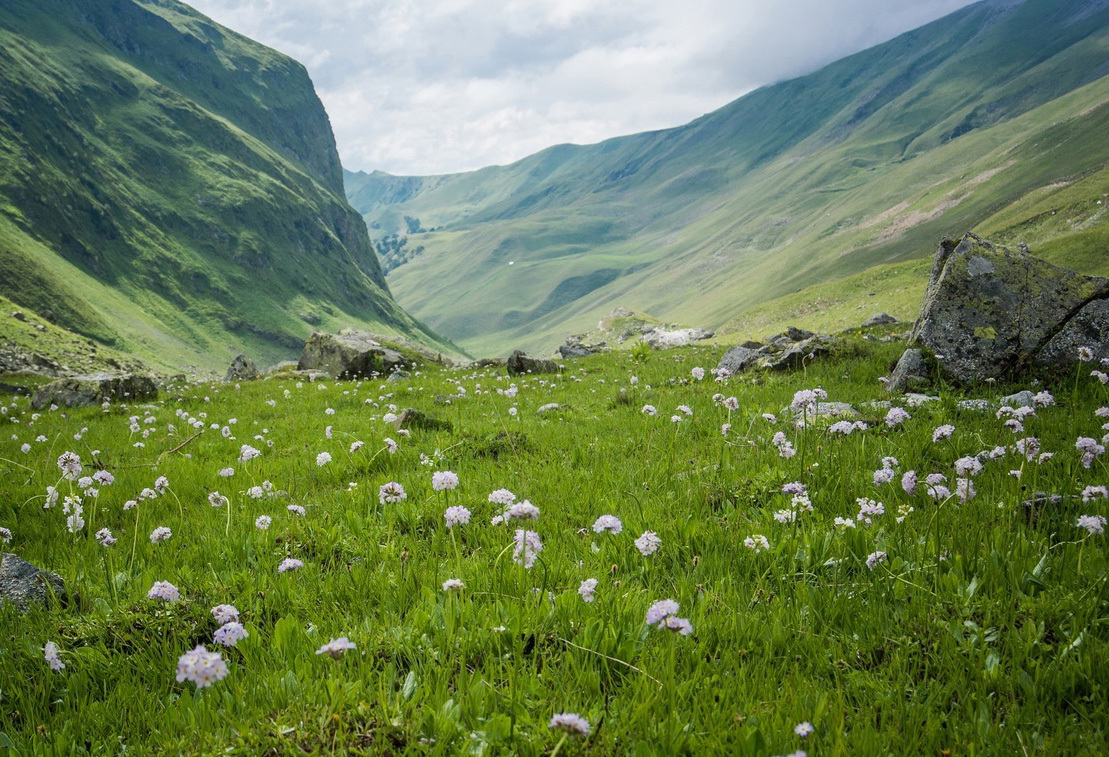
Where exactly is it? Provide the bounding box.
[2,1,1109,756]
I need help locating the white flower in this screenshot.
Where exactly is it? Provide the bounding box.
[634,530,661,556]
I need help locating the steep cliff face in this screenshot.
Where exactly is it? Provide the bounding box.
[0,0,432,370]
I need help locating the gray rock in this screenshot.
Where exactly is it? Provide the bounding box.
[557,335,605,359]
[394,408,451,432]
[31,373,157,410]
[716,346,763,375]
[789,401,859,426]
[860,400,893,411]
[770,337,830,371]
[537,403,561,415]
[783,326,815,341]
[862,313,898,328]
[263,360,299,375]
[957,399,994,412]
[998,390,1035,409]
[642,327,714,349]
[0,553,67,612]
[298,331,411,379]
[507,350,560,376]
[1022,492,1065,525]
[224,354,260,382]
[911,233,1109,383]
[886,348,928,393]
[905,393,940,407]
[740,340,763,349]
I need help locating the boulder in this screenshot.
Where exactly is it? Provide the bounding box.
[224,354,260,382]
[769,337,830,371]
[886,348,928,393]
[394,408,452,432]
[716,346,764,375]
[263,360,299,375]
[386,370,411,383]
[789,401,860,427]
[642,327,714,349]
[31,373,156,410]
[557,335,606,359]
[0,553,67,611]
[717,334,834,376]
[298,331,411,380]
[911,233,1109,383]
[862,313,898,328]
[507,350,560,376]
[998,390,1035,409]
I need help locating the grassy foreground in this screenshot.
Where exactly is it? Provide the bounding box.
[1,336,1107,755]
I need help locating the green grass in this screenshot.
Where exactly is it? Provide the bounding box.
[2,338,1108,754]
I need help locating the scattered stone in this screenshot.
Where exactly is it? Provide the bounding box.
[783,326,815,341]
[507,350,560,376]
[1021,492,1065,526]
[298,331,411,379]
[537,403,561,415]
[0,383,30,396]
[740,340,763,349]
[433,394,452,405]
[716,346,763,375]
[31,373,157,410]
[263,360,299,375]
[862,313,897,327]
[386,370,411,383]
[10,311,25,322]
[717,332,835,375]
[394,408,452,432]
[904,393,940,407]
[957,399,994,412]
[998,390,1035,409]
[789,401,859,427]
[910,233,1109,383]
[886,348,929,393]
[0,553,67,612]
[558,335,606,359]
[769,337,830,371]
[643,327,714,349]
[224,354,260,382]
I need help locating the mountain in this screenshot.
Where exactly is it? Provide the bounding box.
[0,0,454,373]
[346,0,1109,357]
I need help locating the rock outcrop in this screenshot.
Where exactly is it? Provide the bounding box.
[557,335,606,359]
[0,553,67,612]
[911,233,1109,383]
[225,354,260,382]
[297,331,411,379]
[507,350,560,376]
[643,327,714,349]
[717,329,834,375]
[31,373,157,409]
[862,313,898,327]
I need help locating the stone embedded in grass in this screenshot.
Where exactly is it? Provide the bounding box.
[507,350,560,376]
[31,373,157,410]
[224,354,260,382]
[0,553,67,612]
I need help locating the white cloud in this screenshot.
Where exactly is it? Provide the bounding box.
[186,0,975,175]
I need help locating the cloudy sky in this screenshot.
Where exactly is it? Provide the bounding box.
[187,0,977,176]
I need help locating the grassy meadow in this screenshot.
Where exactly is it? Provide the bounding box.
[2,335,1108,755]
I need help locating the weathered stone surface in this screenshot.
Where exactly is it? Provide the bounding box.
[1036,299,1109,368]
[783,326,815,341]
[394,408,452,432]
[558,335,606,359]
[386,370,411,383]
[0,553,66,612]
[716,346,763,375]
[789,401,859,427]
[643,327,714,349]
[31,373,156,410]
[537,403,561,415]
[886,348,928,393]
[224,354,260,382]
[905,393,940,407]
[717,334,834,375]
[297,331,411,379]
[263,360,299,375]
[769,337,830,371]
[863,313,898,327]
[911,233,1109,383]
[999,390,1035,408]
[1022,492,1064,525]
[507,350,560,376]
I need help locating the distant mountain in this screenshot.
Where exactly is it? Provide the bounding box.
[347,0,1109,356]
[0,0,453,373]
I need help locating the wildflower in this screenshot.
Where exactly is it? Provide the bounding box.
[832,517,856,530]
[721,423,732,436]
[896,503,915,523]
[255,515,272,530]
[901,470,918,495]
[925,473,947,486]
[744,534,770,552]
[873,468,895,485]
[148,581,180,601]
[592,514,622,534]
[379,482,406,504]
[239,444,260,461]
[795,722,815,738]
[277,557,303,573]
[1078,346,1095,362]
[856,498,884,524]
[664,616,694,635]
[211,604,239,624]
[955,456,984,477]
[635,530,661,556]
[1092,370,1109,384]
[1033,391,1055,408]
[213,622,248,647]
[641,404,657,416]
[442,578,465,591]
[63,496,85,533]
[1015,437,1040,461]
[884,407,911,428]
[20,443,29,454]
[578,578,598,603]
[444,506,471,527]
[382,412,398,424]
[645,599,680,626]
[724,396,740,411]
[513,529,543,568]
[866,551,888,570]
[57,451,82,480]
[384,437,398,454]
[246,485,264,499]
[154,476,169,494]
[44,641,65,672]
[208,491,228,508]
[1076,437,1105,468]
[670,415,682,423]
[44,486,58,508]
[774,509,796,524]
[549,713,591,737]
[316,637,356,658]
[95,528,116,546]
[1081,485,1108,503]
[955,478,976,503]
[176,645,229,688]
[505,501,539,520]
[791,388,827,414]
[316,451,332,466]
[1077,514,1106,534]
[287,504,306,516]
[92,470,114,486]
[828,420,858,435]
[772,431,796,459]
[489,488,516,505]
[219,467,234,477]
[432,471,459,491]
[149,526,172,544]
[762,413,777,423]
[677,404,693,416]
[690,367,705,381]
[123,499,138,510]
[932,425,955,442]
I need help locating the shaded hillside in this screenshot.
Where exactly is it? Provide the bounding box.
[0,0,453,372]
[347,0,1109,357]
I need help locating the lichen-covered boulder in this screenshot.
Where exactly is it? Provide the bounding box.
[507,350,560,376]
[298,331,410,379]
[225,354,260,382]
[911,234,1109,383]
[0,553,67,611]
[31,373,157,410]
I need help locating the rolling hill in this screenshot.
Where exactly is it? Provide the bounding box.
[346,0,1109,357]
[0,0,454,374]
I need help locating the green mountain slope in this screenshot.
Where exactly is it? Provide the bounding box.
[347,0,1109,357]
[0,0,453,373]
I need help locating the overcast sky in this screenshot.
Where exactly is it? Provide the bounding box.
[187,0,977,176]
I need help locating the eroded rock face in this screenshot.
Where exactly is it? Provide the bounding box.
[886,348,928,393]
[507,351,560,376]
[911,234,1109,383]
[0,553,67,612]
[31,373,157,409]
[298,331,410,379]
